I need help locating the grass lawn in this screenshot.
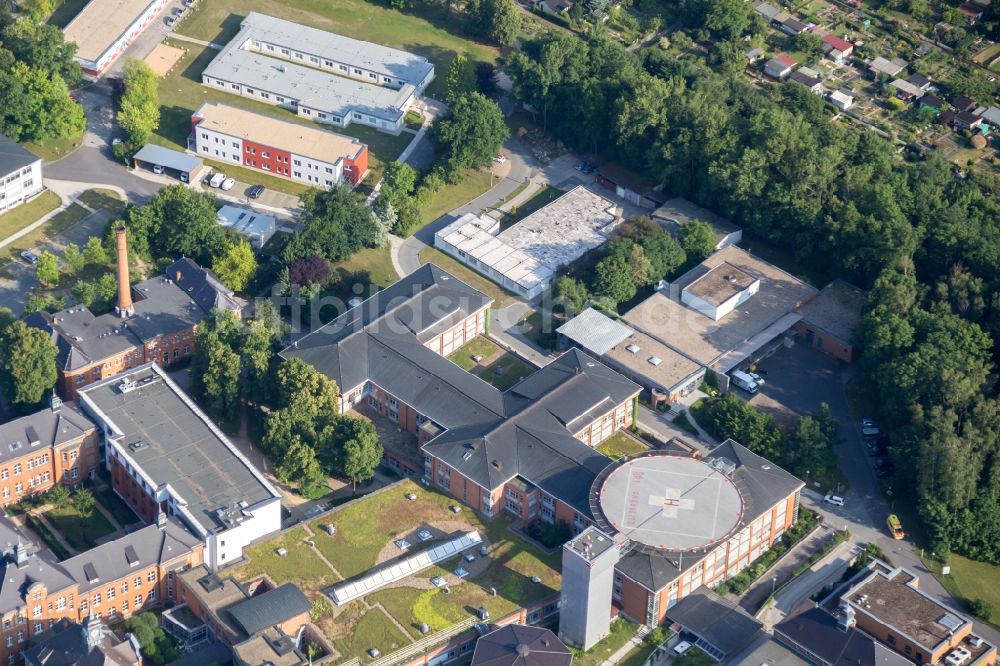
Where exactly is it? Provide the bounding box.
[229,526,340,597]
[0,202,90,263]
[416,170,494,230]
[23,134,84,162]
[573,619,640,666]
[499,185,563,231]
[46,0,90,27]
[26,514,72,560]
[43,504,116,551]
[330,606,412,664]
[474,352,536,390]
[233,481,560,662]
[0,191,61,243]
[152,41,411,167]
[330,246,399,290]
[674,649,713,666]
[418,246,517,308]
[925,554,1000,625]
[93,485,139,526]
[672,411,698,436]
[618,642,658,666]
[77,189,126,214]
[448,336,504,371]
[596,432,647,459]
[174,0,499,101]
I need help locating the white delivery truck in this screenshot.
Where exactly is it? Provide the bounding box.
[731,370,759,394]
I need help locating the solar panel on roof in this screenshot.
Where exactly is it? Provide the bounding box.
[938,613,963,631]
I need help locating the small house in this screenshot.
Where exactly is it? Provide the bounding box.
[869,56,906,78]
[978,106,1000,127]
[957,2,984,24]
[935,109,957,126]
[754,2,782,22]
[821,34,854,62]
[952,95,975,113]
[746,47,765,64]
[828,90,854,111]
[954,110,982,131]
[533,0,573,15]
[765,54,797,80]
[780,17,808,35]
[918,94,944,114]
[788,70,824,94]
[889,78,923,104]
[906,73,931,91]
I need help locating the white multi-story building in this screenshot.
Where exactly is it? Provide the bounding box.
[201,13,433,134]
[192,102,370,188]
[63,0,169,77]
[0,134,43,213]
[78,364,282,571]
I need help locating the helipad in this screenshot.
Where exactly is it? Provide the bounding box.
[597,455,744,552]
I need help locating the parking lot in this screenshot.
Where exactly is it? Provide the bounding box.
[745,342,850,427]
[198,171,301,211]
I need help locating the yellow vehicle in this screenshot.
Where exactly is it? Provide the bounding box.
[887,514,905,540]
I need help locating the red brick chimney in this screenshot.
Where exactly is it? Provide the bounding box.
[115,226,133,317]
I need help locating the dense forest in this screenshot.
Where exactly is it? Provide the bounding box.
[507,32,1000,562]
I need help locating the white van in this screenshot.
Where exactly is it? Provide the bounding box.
[209,172,226,188]
[731,370,759,394]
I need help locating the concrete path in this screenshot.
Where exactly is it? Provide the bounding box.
[738,522,828,614]
[28,507,79,556]
[0,196,71,252]
[168,32,222,49]
[759,538,856,628]
[600,626,648,666]
[635,405,711,451]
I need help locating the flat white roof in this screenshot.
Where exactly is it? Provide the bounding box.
[203,33,414,122]
[499,186,620,268]
[217,205,276,236]
[64,0,160,62]
[557,308,633,356]
[194,102,365,165]
[240,12,434,84]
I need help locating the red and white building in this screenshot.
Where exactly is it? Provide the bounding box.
[63,0,169,77]
[192,102,369,188]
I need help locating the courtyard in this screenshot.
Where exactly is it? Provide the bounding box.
[447,336,536,391]
[227,479,561,663]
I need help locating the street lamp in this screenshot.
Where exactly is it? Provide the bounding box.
[771,576,777,596]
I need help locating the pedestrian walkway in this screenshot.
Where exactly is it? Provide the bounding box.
[600,625,650,666]
[168,32,222,49]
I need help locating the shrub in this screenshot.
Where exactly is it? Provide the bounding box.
[969,598,992,621]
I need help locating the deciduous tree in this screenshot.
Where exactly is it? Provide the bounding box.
[434,92,508,174]
[212,239,258,293]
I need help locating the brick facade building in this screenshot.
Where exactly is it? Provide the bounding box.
[27,234,243,400]
[0,516,202,665]
[283,265,642,537]
[0,399,100,508]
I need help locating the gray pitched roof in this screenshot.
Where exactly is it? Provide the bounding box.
[165,258,246,315]
[0,134,39,176]
[0,402,95,466]
[226,583,311,637]
[472,625,572,666]
[616,439,803,591]
[60,518,201,593]
[667,591,764,657]
[795,279,866,343]
[22,618,141,666]
[775,607,915,666]
[28,260,222,371]
[284,264,642,513]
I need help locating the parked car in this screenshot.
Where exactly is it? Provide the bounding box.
[887,514,905,540]
[575,160,596,174]
[165,15,176,26]
[221,177,236,191]
[824,494,845,507]
[152,164,164,174]
[860,417,878,428]
[209,172,226,188]
[247,184,265,199]
[20,251,39,265]
[747,371,765,385]
[861,426,882,440]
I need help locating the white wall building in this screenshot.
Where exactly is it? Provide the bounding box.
[201,13,431,134]
[216,205,276,250]
[192,102,369,188]
[0,135,43,214]
[79,364,282,572]
[63,0,169,77]
[681,262,761,321]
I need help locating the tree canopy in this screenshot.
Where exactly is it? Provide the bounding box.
[0,320,58,407]
[434,92,508,175]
